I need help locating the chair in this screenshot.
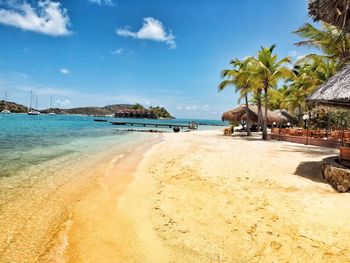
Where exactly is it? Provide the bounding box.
[344,131,350,142]
[330,130,337,140]
[302,129,308,137]
[289,129,295,136]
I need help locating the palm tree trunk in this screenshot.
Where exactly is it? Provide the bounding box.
[262,86,268,140]
[244,93,251,136]
[257,89,263,133]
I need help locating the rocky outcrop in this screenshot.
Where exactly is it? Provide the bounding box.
[0,100,28,113]
[322,156,350,192]
[115,109,157,119]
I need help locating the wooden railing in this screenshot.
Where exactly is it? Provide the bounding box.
[269,128,350,148]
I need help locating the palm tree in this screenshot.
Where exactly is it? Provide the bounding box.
[249,45,293,140]
[265,85,288,110]
[296,54,337,85]
[279,55,336,123]
[294,23,350,69]
[218,58,254,136]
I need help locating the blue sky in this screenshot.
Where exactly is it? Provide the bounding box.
[0,0,316,119]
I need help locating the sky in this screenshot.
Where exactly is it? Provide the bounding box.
[0,0,317,119]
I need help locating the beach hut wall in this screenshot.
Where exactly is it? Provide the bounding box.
[309,0,350,32]
[307,65,350,108]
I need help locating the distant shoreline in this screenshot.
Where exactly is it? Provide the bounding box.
[0,101,174,119]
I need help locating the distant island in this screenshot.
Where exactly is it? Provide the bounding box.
[0,101,174,119]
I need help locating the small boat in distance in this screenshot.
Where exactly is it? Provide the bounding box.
[1,91,11,114]
[28,91,40,115]
[48,96,56,115]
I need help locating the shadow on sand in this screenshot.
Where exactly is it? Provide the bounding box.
[282,145,337,156]
[294,161,326,184]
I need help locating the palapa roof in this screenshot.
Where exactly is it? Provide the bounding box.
[273,109,297,124]
[222,105,291,125]
[309,0,350,32]
[307,64,350,108]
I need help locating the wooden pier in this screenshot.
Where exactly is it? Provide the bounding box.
[110,121,198,129]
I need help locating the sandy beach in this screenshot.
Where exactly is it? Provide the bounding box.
[58,129,350,262]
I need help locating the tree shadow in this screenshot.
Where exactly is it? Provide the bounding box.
[282,145,337,156]
[294,161,326,184]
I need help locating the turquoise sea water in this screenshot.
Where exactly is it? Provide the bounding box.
[0,114,224,178]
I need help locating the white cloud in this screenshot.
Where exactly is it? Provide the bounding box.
[116,17,176,48]
[87,0,115,6]
[184,105,197,111]
[296,54,307,61]
[0,1,71,36]
[111,48,124,55]
[288,50,307,61]
[289,50,298,57]
[17,85,78,97]
[202,105,209,111]
[56,99,71,106]
[60,68,69,75]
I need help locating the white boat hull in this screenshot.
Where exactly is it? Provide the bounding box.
[28,111,40,115]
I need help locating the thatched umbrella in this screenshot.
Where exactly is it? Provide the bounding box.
[309,0,350,32]
[307,65,350,108]
[222,105,258,123]
[222,105,289,125]
[273,109,297,125]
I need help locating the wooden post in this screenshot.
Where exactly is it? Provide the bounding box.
[278,125,281,141]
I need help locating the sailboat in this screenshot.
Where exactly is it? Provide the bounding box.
[28,91,40,115]
[48,96,56,115]
[1,91,11,114]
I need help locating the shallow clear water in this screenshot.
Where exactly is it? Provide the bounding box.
[0,114,137,178]
[0,114,224,178]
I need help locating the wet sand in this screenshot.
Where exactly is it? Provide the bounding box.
[0,134,160,263]
[67,129,350,262]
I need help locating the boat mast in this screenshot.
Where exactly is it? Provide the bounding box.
[4,91,7,110]
[50,96,53,112]
[29,90,32,112]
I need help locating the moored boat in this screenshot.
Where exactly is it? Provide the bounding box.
[1,91,11,114]
[28,91,41,115]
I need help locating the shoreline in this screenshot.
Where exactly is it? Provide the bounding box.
[63,136,164,262]
[3,129,350,262]
[63,129,350,262]
[0,132,162,262]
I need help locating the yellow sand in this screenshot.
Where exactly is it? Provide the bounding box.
[64,130,350,262]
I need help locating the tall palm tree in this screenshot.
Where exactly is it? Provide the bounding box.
[294,23,350,69]
[218,58,254,136]
[250,45,293,140]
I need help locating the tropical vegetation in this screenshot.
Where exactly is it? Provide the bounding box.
[219,22,350,139]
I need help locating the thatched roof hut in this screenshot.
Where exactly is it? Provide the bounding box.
[273,109,297,124]
[309,0,350,32]
[222,105,291,125]
[307,65,350,108]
